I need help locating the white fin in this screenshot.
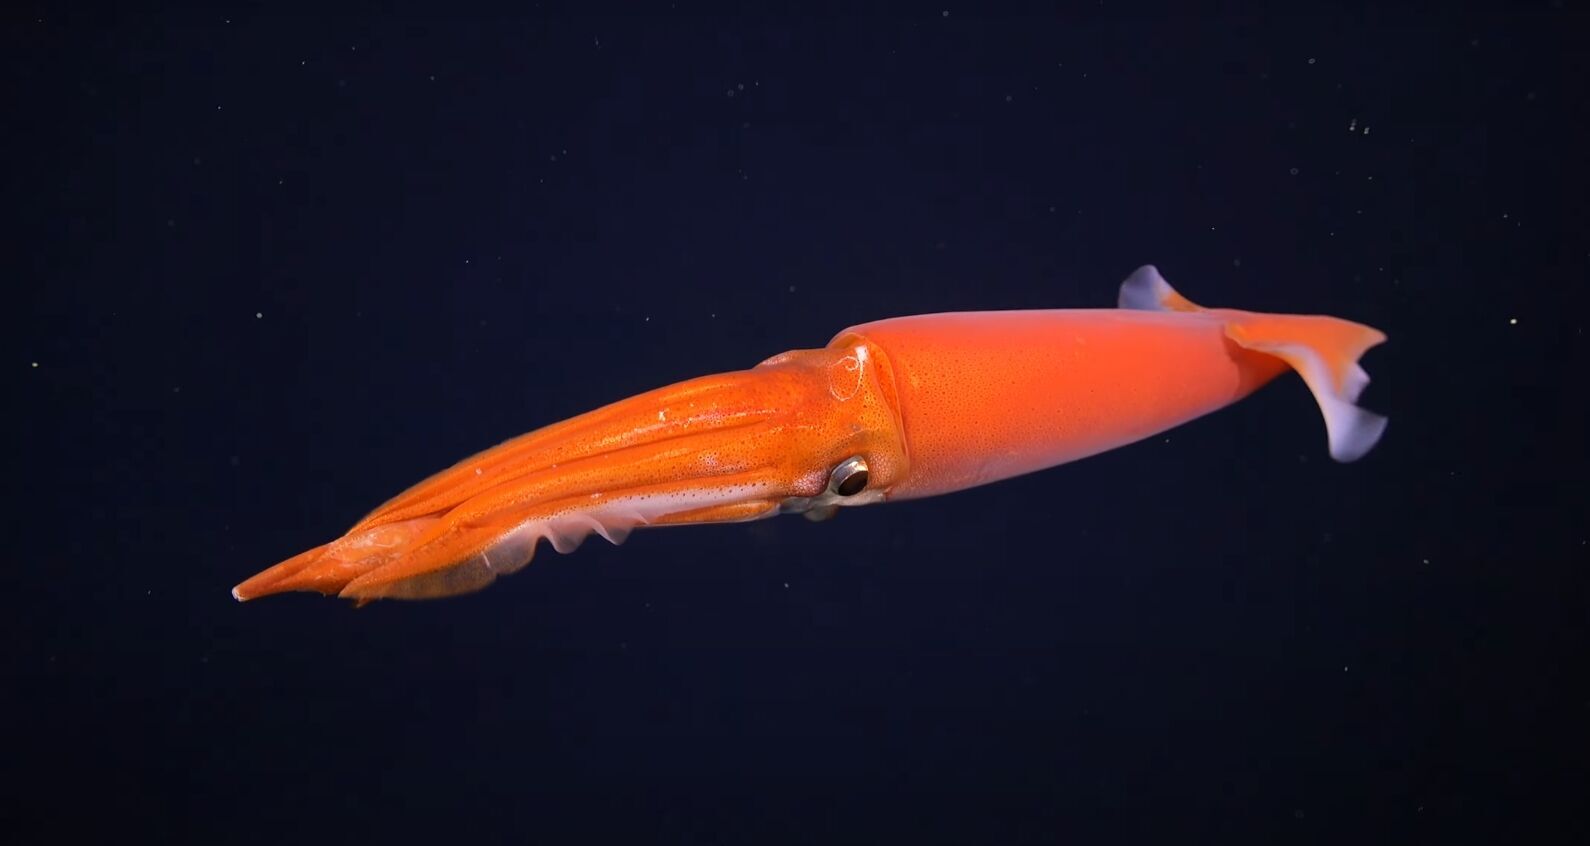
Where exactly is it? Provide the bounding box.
[1117,265,1202,312]
[1241,340,1388,462]
[1223,317,1389,463]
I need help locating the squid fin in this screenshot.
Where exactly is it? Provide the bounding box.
[1224,317,1388,462]
[1117,264,1388,462]
[1118,264,1204,312]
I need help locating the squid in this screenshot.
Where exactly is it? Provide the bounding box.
[233,266,1387,605]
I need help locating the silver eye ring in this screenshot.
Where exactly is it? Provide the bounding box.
[828,456,869,497]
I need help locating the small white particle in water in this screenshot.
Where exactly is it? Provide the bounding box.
[1289,167,1299,175]
[31,362,38,368]
[255,312,263,319]
[942,10,949,17]
[1509,317,1518,325]
[1343,666,1349,672]
[783,582,790,588]
[788,284,797,293]
[1307,57,1316,64]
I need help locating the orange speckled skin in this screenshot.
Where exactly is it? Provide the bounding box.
[837,308,1288,500]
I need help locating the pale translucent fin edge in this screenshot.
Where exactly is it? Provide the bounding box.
[1248,341,1388,463]
[1117,265,1176,310]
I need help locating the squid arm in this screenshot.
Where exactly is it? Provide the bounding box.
[233,266,1386,605]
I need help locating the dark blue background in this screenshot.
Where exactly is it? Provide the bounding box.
[11,4,1586,843]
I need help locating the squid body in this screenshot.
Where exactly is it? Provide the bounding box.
[233,266,1387,605]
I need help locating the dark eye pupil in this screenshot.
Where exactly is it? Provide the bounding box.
[835,468,869,497]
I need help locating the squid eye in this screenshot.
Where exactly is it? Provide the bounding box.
[829,456,870,497]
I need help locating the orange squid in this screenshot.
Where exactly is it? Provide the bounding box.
[233,266,1387,605]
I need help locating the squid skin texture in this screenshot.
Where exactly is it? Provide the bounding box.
[233,266,1386,604]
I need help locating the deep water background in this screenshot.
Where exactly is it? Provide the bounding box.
[10,5,1586,844]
